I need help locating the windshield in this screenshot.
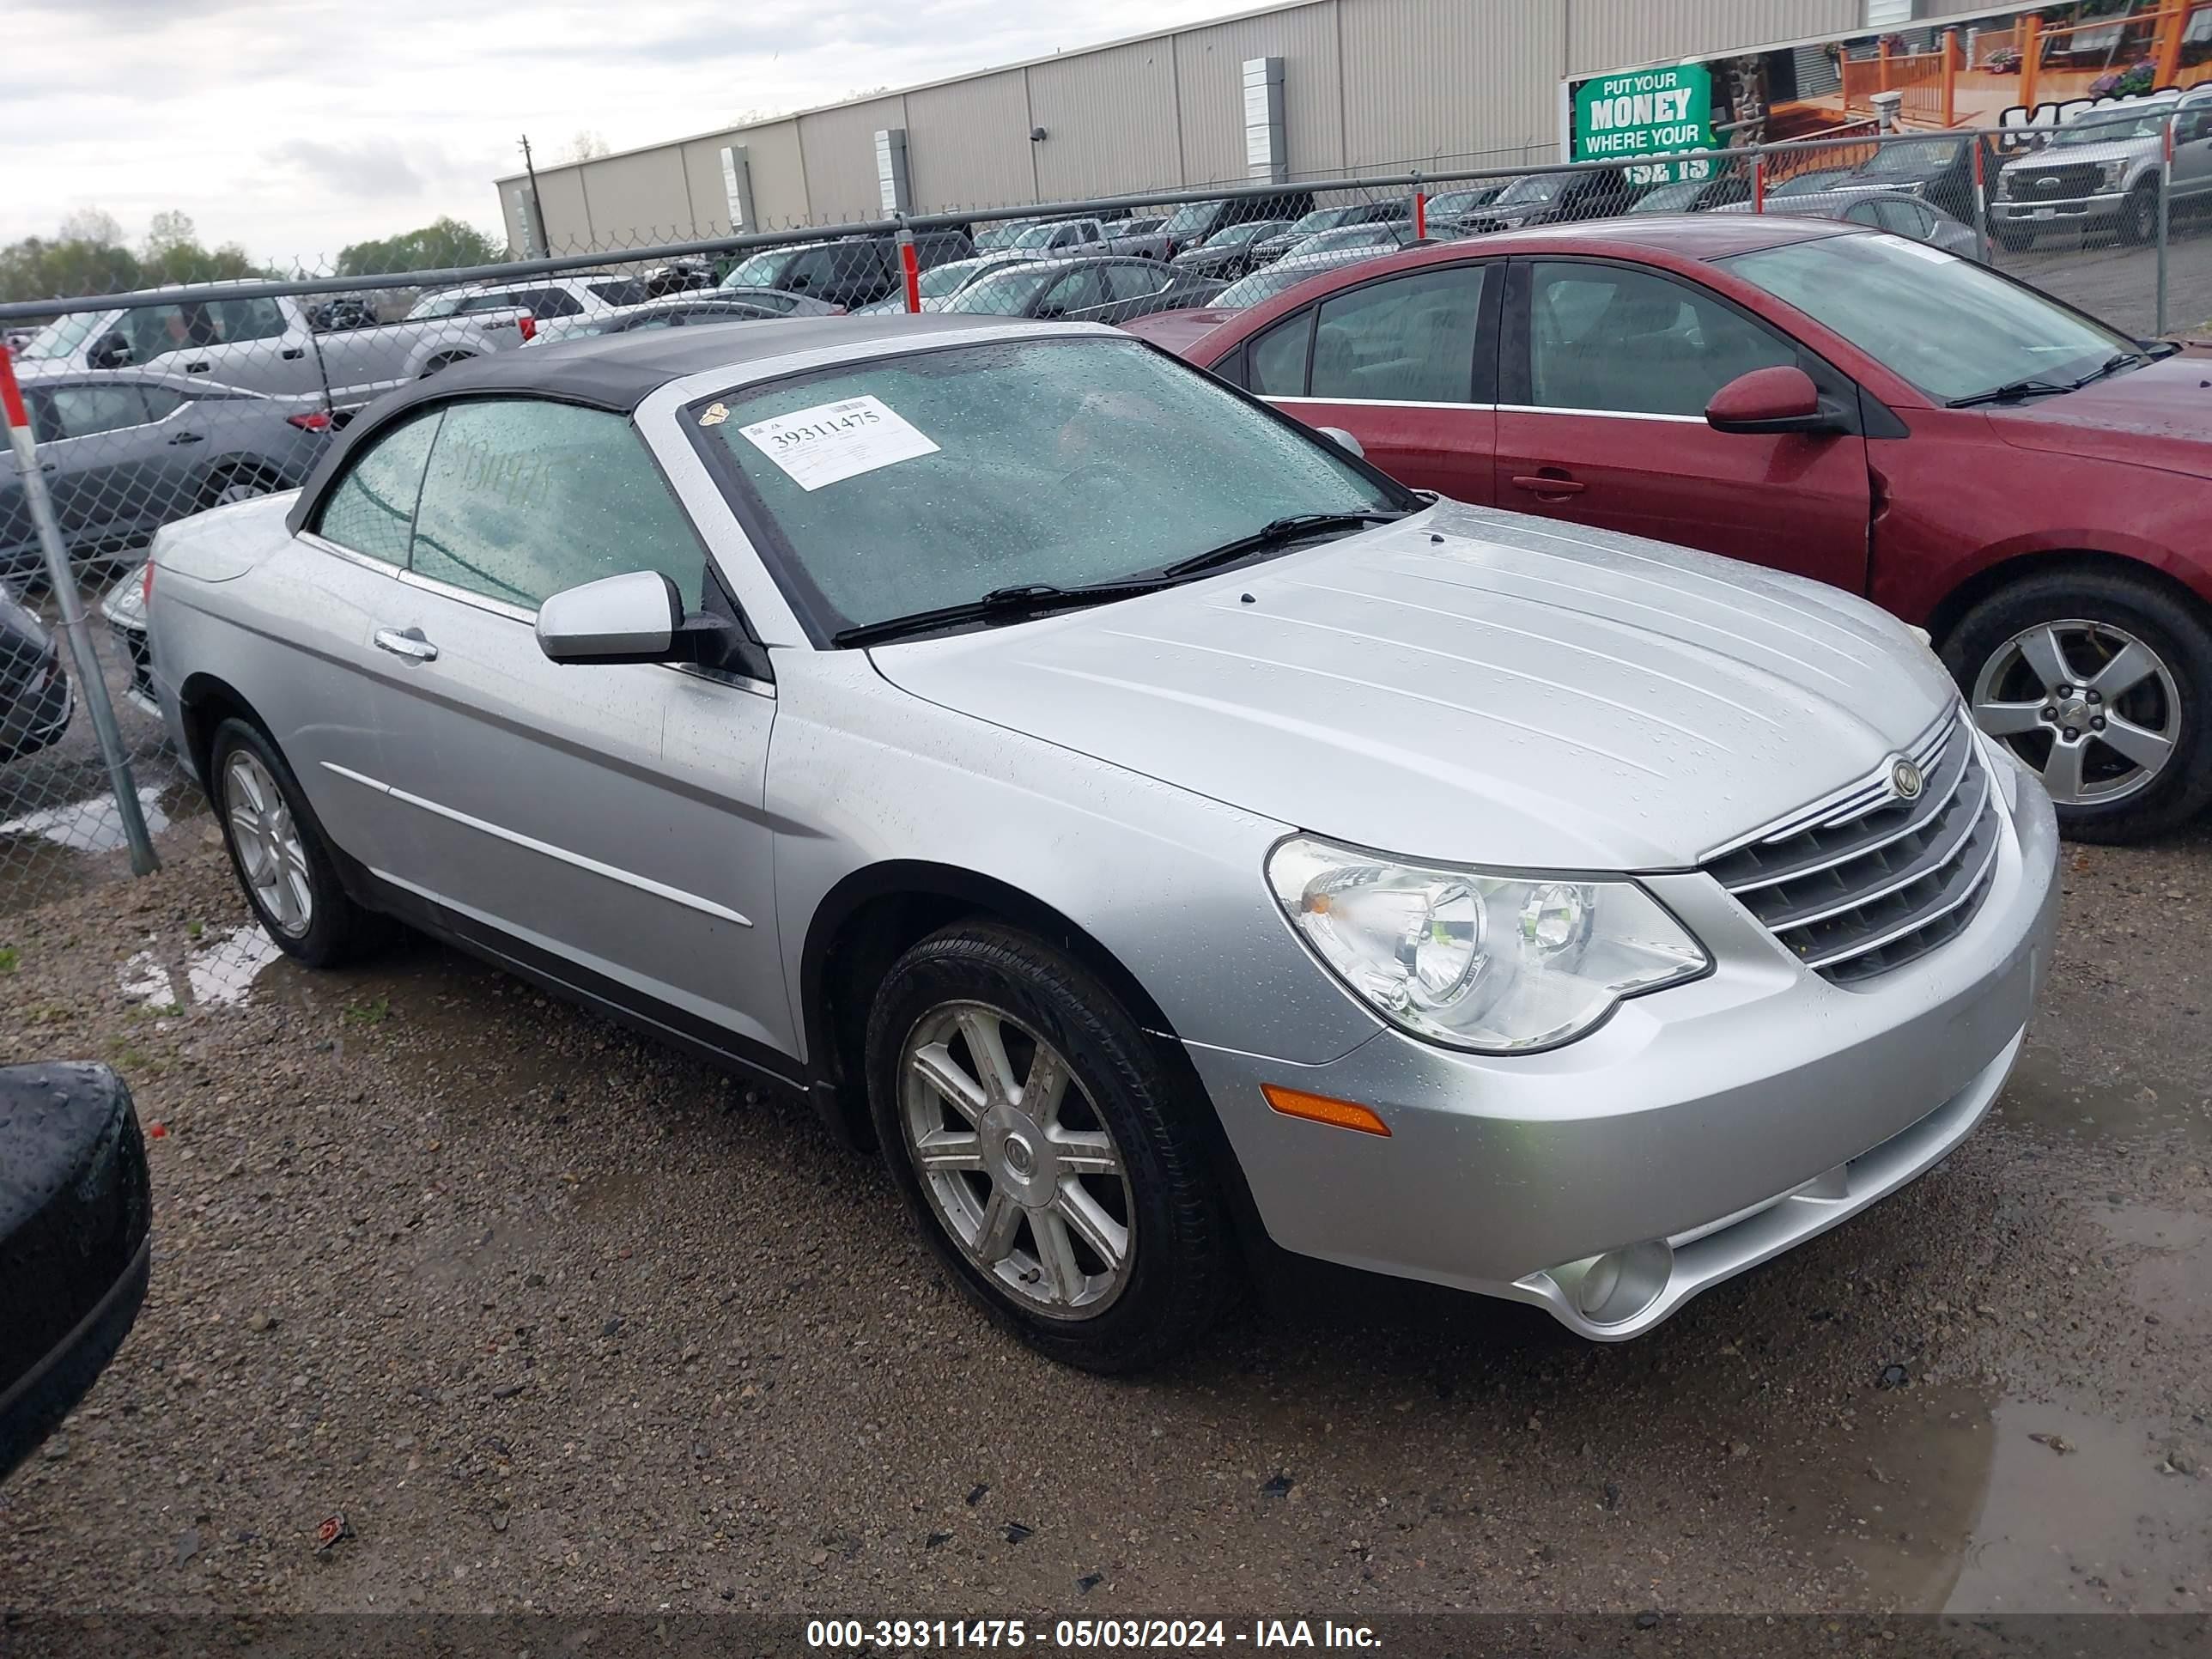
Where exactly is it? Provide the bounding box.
[1213,252,1375,308]
[1723,232,2136,402]
[696,337,1400,638]
[1161,201,1223,236]
[1206,222,1268,247]
[1495,174,1565,205]
[1631,179,1705,213]
[1428,188,1498,215]
[721,247,805,289]
[906,258,980,298]
[2051,110,2173,146]
[1858,138,1962,174]
[17,310,114,361]
[1285,208,1354,235]
[942,267,1057,315]
[406,290,473,319]
[1012,223,1070,249]
[1771,169,1846,197]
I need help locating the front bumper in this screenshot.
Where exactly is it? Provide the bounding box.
[1186,757,2059,1339]
[1992,189,2125,228]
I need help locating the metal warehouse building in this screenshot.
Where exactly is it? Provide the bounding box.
[492,0,2014,252]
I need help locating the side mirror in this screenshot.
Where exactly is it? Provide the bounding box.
[88,331,133,370]
[537,569,738,666]
[1314,425,1365,459]
[1705,366,1845,435]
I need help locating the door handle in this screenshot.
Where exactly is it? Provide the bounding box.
[374,626,439,663]
[184,361,210,373]
[1511,471,1586,499]
[167,431,204,445]
[281,346,306,360]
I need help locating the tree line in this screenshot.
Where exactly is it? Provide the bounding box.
[0,210,509,307]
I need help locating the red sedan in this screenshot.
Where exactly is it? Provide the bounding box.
[1127,217,2212,842]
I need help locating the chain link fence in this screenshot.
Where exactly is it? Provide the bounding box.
[3,121,2206,920]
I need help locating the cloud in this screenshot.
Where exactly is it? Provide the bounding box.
[267,138,430,199]
[0,0,1240,264]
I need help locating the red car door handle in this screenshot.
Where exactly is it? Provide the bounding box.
[1511,471,1585,498]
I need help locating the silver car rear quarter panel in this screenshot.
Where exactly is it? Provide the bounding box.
[1182,768,2058,1334]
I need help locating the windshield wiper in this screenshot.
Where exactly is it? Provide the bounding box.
[1946,376,2076,410]
[1948,349,2155,409]
[831,580,1164,648]
[1157,510,1409,580]
[2068,349,2151,389]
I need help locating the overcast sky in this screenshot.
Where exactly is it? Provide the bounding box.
[2,0,1241,265]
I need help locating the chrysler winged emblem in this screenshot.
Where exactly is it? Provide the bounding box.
[1890,757,1925,800]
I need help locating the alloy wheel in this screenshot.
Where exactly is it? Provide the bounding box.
[223,750,314,936]
[1972,618,2180,805]
[898,1000,1134,1320]
[212,477,271,507]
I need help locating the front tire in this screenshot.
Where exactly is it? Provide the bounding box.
[209,718,383,966]
[866,923,1234,1373]
[2122,178,2160,246]
[1944,568,2212,842]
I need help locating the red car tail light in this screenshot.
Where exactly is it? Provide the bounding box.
[141,557,155,609]
[516,314,537,342]
[287,410,333,432]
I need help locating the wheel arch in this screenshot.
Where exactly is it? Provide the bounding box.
[799,862,1186,1145]
[174,670,269,785]
[1924,547,2212,652]
[799,860,1271,1256]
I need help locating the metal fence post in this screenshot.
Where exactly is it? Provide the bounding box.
[896,218,921,314]
[0,350,159,876]
[1752,156,1765,213]
[2158,111,2173,337]
[1410,171,1425,239]
[1972,137,1992,266]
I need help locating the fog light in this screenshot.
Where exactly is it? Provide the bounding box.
[1571,1240,1674,1327]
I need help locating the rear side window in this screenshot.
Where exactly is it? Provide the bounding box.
[47,383,152,439]
[314,407,442,565]
[1310,265,1488,403]
[1246,313,1313,396]
[211,297,288,343]
[408,399,707,611]
[140,386,189,421]
[586,278,651,307]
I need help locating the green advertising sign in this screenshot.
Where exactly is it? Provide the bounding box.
[1573,64,1716,185]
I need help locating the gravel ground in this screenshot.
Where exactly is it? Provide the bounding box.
[0,825,2206,1620]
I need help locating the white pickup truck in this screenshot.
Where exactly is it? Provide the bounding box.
[1006,216,1171,258]
[14,290,532,413]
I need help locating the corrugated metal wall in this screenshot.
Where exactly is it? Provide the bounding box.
[798,94,910,222]
[1565,0,1860,75]
[1028,37,1184,200]
[1340,0,1565,169]
[497,0,2058,252]
[908,71,1038,208]
[1171,3,1343,185]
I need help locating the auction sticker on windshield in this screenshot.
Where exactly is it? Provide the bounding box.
[738,395,939,491]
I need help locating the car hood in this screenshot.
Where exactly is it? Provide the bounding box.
[1984,355,2212,477]
[2002,138,2144,173]
[869,502,1956,870]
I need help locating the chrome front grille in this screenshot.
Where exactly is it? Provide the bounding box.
[1704,712,2002,986]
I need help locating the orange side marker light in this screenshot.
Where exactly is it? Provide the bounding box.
[1261,1085,1391,1137]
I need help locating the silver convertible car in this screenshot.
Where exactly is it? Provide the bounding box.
[144,316,2059,1371]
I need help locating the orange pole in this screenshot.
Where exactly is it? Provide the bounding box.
[1943,30,1960,126]
[1880,37,1893,93]
[2154,3,2185,90]
[2021,15,2043,109]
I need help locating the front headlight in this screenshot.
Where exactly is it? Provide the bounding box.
[1266,836,1710,1054]
[2100,160,2129,187]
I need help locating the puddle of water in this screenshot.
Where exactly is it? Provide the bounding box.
[1996,1044,2212,1149]
[1806,1384,2210,1613]
[1,784,174,854]
[117,923,287,1010]
[1803,1203,2212,1613]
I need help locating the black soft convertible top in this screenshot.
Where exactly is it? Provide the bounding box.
[285,313,1034,534]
